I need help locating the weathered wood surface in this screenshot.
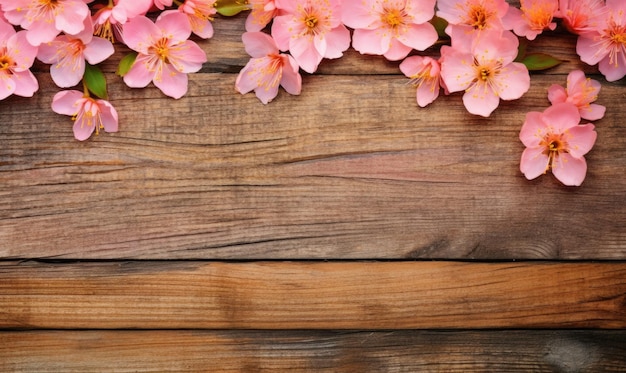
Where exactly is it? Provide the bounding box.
[1,15,625,259]
[2,330,625,372]
[1,261,625,329]
[2,5,626,371]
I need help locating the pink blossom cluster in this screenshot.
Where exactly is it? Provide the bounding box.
[520,70,603,186]
[0,0,209,140]
[0,0,619,185]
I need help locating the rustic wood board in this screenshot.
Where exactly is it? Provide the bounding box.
[2,74,625,260]
[2,13,626,260]
[2,261,625,329]
[2,330,625,372]
[2,3,626,371]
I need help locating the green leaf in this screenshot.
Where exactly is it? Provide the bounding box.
[215,0,250,16]
[430,16,449,40]
[521,53,563,71]
[117,52,137,77]
[83,63,108,100]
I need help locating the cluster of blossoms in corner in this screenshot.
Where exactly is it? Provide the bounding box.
[0,0,620,186]
[0,0,210,141]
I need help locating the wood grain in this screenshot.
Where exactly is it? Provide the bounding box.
[2,2,625,370]
[1,261,625,329]
[1,330,625,372]
[3,3,625,260]
[2,72,625,260]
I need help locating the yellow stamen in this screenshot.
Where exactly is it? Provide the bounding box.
[304,15,318,29]
[382,8,403,27]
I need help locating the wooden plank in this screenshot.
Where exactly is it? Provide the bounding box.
[3,1,626,260]
[1,330,625,372]
[1,261,625,329]
[1,72,625,260]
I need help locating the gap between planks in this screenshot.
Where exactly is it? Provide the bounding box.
[1,261,624,330]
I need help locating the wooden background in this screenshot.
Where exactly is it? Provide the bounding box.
[1,2,626,371]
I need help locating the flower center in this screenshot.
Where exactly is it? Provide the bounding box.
[467,4,490,30]
[192,3,215,21]
[602,19,626,67]
[479,67,491,80]
[151,38,171,62]
[548,138,563,152]
[521,2,554,30]
[304,14,318,29]
[0,51,14,73]
[73,98,104,134]
[541,132,568,160]
[609,24,626,45]
[382,8,404,28]
[38,0,59,8]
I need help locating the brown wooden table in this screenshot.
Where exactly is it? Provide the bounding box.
[1,4,625,372]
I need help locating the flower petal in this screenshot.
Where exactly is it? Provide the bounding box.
[519,111,547,148]
[580,103,606,121]
[242,32,279,58]
[84,37,115,65]
[552,153,588,186]
[153,63,188,99]
[566,123,597,158]
[280,55,302,95]
[51,90,84,115]
[547,84,567,105]
[383,38,413,61]
[168,40,207,73]
[123,55,156,88]
[0,74,17,100]
[97,99,119,133]
[395,23,438,52]
[351,28,386,55]
[50,58,85,88]
[341,0,378,29]
[9,69,38,97]
[289,36,322,74]
[156,11,192,43]
[520,146,549,180]
[494,62,530,100]
[542,103,580,132]
[123,16,160,53]
[322,26,350,59]
[462,82,500,117]
[254,84,279,104]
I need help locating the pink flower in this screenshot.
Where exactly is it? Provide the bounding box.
[236,32,302,104]
[153,0,174,10]
[122,12,207,99]
[440,30,530,117]
[178,0,217,39]
[0,19,39,100]
[0,0,90,46]
[246,0,279,32]
[558,0,605,35]
[342,0,438,61]
[52,90,119,141]
[503,0,559,40]
[437,0,510,34]
[400,56,444,107]
[548,69,605,121]
[37,17,114,88]
[271,0,351,73]
[519,103,597,186]
[92,0,154,42]
[576,0,626,82]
